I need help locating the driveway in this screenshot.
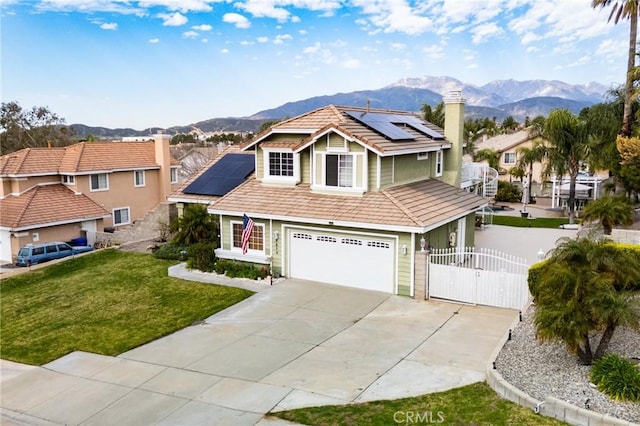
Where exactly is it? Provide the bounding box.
[1,279,518,426]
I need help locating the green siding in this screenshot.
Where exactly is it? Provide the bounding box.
[393,154,431,184]
[300,150,311,184]
[256,149,264,179]
[327,133,344,148]
[380,157,393,188]
[396,233,413,296]
[348,141,365,152]
[368,151,379,191]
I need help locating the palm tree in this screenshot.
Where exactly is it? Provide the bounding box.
[531,237,640,364]
[542,109,591,224]
[516,139,547,203]
[172,204,218,245]
[474,148,501,170]
[421,102,445,128]
[581,195,634,234]
[592,0,638,137]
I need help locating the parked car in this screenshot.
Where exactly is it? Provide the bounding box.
[15,242,94,267]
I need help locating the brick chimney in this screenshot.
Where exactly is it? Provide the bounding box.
[153,133,172,200]
[442,90,465,187]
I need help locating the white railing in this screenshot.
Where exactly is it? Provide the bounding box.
[461,162,498,199]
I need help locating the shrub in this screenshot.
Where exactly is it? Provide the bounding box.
[494,181,522,202]
[186,242,218,272]
[590,354,640,402]
[213,259,269,280]
[153,243,188,260]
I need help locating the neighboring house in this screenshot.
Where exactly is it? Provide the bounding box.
[0,134,180,263]
[474,130,542,182]
[174,145,221,180]
[207,91,487,297]
[168,145,254,214]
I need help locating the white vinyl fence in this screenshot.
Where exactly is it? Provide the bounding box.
[428,247,531,310]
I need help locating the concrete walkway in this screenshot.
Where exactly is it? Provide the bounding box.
[1,279,518,426]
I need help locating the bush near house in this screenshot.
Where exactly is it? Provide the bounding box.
[494,181,522,202]
[186,241,218,272]
[153,242,188,260]
[591,354,640,402]
[214,259,269,280]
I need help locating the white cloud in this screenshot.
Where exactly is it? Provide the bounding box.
[100,22,118,30]
[423,45,444,60]
[389,42,406,51]
[342,58,360,69]
[159,12,187,26]
[471,22,504,44]
[138,0,213,13]
[291,16,300,23]
[223,13,251,29]
[35,0,147,16]
[351,0,432,35]
[182,30,199,38]
[236,0,341,22]
[274,34,292,44]
[221,48,229,54]
[240,40,254,45]
[299,29,307,35]
[192,24,212,31]
[201,38,208,43]
[148,38,160,43]
[257,36,269,43]
[303,42,321,54]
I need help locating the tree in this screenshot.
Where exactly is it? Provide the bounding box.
[581,195,634,234]
[172,204,218,245]
[421,102,445,128]
[542,109,591,224]
[501,116,519,133]
[0,101,74,154]
[474,148,501,170]
[592,0,639,137]
[516,140,547,202]
[616,135,640,196]
[531,237,640,364]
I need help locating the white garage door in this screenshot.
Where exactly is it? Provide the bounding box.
[0,231,12,263]
[288,229,395,293]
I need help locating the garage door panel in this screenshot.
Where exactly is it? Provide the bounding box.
[289,230,395,293]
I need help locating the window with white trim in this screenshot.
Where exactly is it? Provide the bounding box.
[113,207,130,226]
[504,152,516,164]
[232,222,264,252]
[134,170,145,187]
[435,150,443,177]
[170,167,179,184]
[90,173,109,191]
[61,175,75,185]
[268,152,294,177]
[326,154,353,187]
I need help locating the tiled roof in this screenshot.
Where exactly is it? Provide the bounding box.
[59,142,160,173]
[0,148,66,175]
[209,178,485,232]
[475,130,532,153]
[168,145,252,203]
[245,105,449,156]
[1,141,179,176]
[0,184,109,229]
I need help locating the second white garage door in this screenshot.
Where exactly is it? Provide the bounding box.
[288,229,395,293]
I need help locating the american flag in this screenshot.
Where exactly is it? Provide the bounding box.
[241,214,254,254]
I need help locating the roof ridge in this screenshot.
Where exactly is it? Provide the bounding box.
[15,148,30,173]
[381,185,422,227]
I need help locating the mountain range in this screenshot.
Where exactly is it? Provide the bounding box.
[71,76,613,138]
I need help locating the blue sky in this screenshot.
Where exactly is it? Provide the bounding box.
[0,0,629,130]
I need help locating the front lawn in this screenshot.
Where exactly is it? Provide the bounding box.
[491,215,571,228]
[270,382,567,425]
[0,249,253,365]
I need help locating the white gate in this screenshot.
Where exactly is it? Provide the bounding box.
[428,247,531,310]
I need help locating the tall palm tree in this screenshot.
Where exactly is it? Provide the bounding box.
[516,139,547,202]
[421,102,445,128]
[592,0,639,137]
[531,237,640,364]
[542,109,591,224]
[581,195,634,234]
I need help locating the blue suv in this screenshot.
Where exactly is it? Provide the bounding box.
[15,242,94,267]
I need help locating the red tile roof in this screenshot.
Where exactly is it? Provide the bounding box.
[0,184,109,229]
[0,141,179,176]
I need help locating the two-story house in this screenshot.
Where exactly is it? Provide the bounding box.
[0,134,180,263]
[206,91,486,297]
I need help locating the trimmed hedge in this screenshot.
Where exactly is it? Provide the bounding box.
[186,242,218,272]
[214,259,269,280]
[153,243,188,260]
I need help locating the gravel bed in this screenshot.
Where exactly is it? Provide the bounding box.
[495,306,640,424]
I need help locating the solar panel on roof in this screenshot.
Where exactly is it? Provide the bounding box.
[183,153,254,196]
[345,111,415,140]
[395,115,444,139]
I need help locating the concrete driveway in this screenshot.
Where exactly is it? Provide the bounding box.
[1,279,518,426]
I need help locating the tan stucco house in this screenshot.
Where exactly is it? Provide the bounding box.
[0,135,180,263]
[198,91,487,297]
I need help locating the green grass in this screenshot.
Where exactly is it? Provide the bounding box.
[0,249,253,365]
[270,382,567,425]
[491,215,571,228]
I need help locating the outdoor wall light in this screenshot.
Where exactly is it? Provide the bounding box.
[402,244,407,256]
[537,248,545,261]
[274,230,279,242]
[420,235,426,252]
